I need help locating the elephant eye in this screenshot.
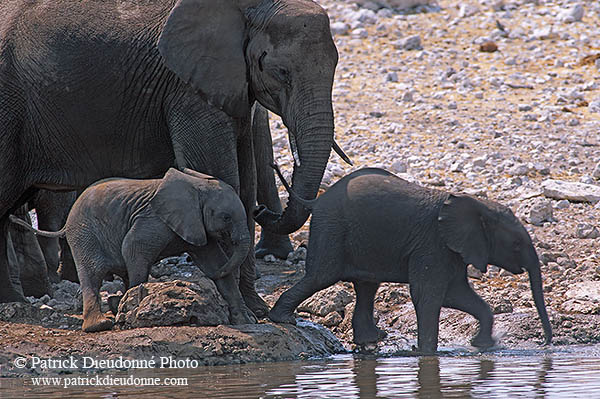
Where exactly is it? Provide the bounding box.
[258,51,267,72]
[273,67,290,86]
[222,214,232,223]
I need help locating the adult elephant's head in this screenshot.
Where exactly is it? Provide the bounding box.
[158,0,338,235]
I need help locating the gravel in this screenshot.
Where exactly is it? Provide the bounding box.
[263,0,600,328]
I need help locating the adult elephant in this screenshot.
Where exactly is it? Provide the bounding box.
[0,0,339,315]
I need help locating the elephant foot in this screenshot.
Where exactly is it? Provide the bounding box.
[353,326,387,345]
[255,232,293,260]
[268,307,297,324]
[471,333,497,350]
[0,288,27,303]
[230,305,258,325]
[242,290,270,318]
[82,314,114,333]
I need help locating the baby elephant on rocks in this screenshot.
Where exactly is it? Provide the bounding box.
[11,168,256,332]
[268,166,552,353]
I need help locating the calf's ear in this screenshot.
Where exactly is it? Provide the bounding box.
[438,194,490,273]
[150,168,208,247]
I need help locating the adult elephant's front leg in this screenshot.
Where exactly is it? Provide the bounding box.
[236,117,269,318]
[252,104,293,260]
[167,98,267,317]
[2,218,27,302]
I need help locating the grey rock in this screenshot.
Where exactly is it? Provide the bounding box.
[561,281,600,315]
[297,284,354,317]
[528,199,554,226]
[575,224,600,239]
[557,4,584,23]
[394,35,422,51]
[386,71,399,82]
[391,160,408,173]
[592,161,600,179]
[542,179,600,203]
[116,280,230,329]
[330,22,350,36]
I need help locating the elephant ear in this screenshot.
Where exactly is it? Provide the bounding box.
[150,168,207,247]
[438,194,490,273]
[158,0,249,118]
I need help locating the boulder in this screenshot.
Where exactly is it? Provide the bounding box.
[297,284,354,318]
[561,282,600,315]
[116,280,229,329]
[541,179,600,203]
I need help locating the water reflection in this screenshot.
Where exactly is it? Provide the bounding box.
[6,347,600,398]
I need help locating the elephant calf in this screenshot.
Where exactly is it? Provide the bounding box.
[11,168,256,332]
[268,166,552,353]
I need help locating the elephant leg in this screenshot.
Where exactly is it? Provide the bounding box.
[74,250,113,332]
[443,273,495,349]
[215,274,258,325]
[121,221,170,288]
[252,104,293,259]
[167,97,267,315]
[269,228,340,324]
[408,258,446,353]
[10,207,52,298]
[1,218,27,302]
[33,190,76,283]
[352,281,387,345]
[58,240,78,282]
[236,117,269,318]
[189,241,256,324]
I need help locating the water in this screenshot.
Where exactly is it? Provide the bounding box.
[3,346,600,398]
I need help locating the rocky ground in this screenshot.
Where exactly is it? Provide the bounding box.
[268,0,600,347]
[2,0,600,378]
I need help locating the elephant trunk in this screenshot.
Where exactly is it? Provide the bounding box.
[254,93,334,235]
[527,263,553,345]
[213,225,251,280]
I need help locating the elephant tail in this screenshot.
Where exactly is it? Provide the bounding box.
[270,162,317,210]
[8,215,67,238]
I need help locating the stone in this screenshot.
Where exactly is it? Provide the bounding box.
[330,22,350,36]
[116,280,230,329]
[561,281,600,315]
[391,160,408,173]
[386,71,399,82]
[394,35,422,51]
[575,224,600,239]
[528,199,554,226]
[542,179,600,203]
[298,284,354,317]
[557,4,584,23]
[592,161,600,179]
[458,3,479,18]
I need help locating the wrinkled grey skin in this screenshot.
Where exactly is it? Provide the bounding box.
[269,167,552,354]
[29,191,78,283]
[253,105,294,259]
[8,206,52,298]
[11,168,255,333]
[0,0,339,316]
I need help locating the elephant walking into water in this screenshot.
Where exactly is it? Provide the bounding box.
[269,167,552,353]
[11,168,255,332]
[0,0,341,316]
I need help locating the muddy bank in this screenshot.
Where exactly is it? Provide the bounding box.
[3,253,600,378]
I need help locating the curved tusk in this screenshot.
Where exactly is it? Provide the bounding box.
[333,140,353,166]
